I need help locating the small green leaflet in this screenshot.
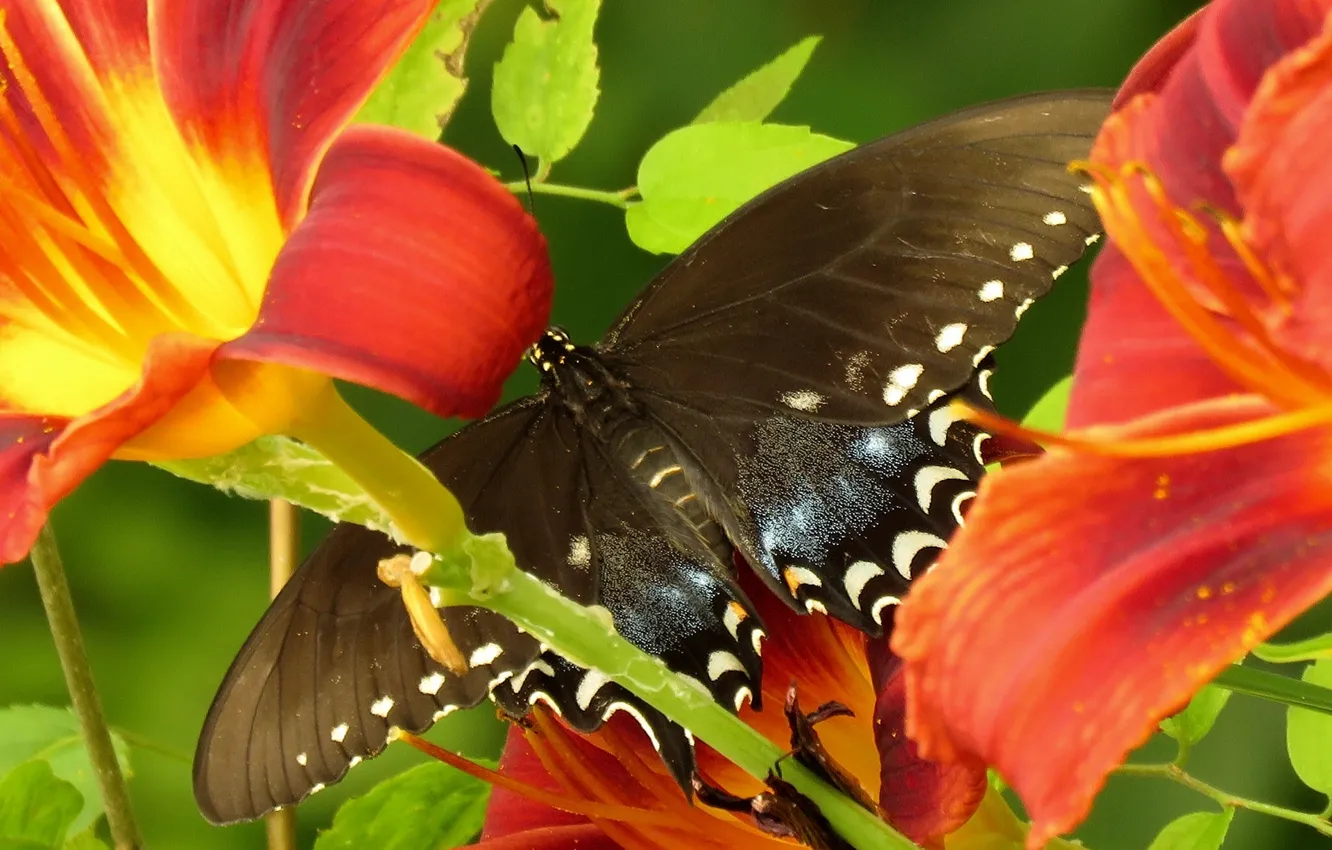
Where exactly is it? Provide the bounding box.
[491,0,601,167]
[0,760,83,849]
[1146,810,1234,850]
[1022,375,1072,431]
[313,762,490,850]
[1160,685,1232,748]
[1254,631,1332,663]
[626,122,854,255]
[693,36,821,124]
[355,0,493,137]
[0,706,131,838]
[1287,658,1332,796]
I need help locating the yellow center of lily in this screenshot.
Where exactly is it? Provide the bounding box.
[0,10,317,459]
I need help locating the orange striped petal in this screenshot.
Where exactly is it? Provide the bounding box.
[221,127,552,419]
[892,397,1332,848]
[150,0,436,224]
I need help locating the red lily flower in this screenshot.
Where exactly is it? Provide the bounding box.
[890,0,1332,846]
[458,569,989,849]
[0,0,551,563]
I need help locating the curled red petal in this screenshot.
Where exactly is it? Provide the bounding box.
[151,0,435,222]
[892,397,1332,848]
[867,637,986,847]
[220,126,552,420]
[1,334,215,564]
[1227,9,1332,374]
[1113,7,1203,106]
[482,726,596,842]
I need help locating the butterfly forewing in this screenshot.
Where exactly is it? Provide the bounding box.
[604,91,1110,424]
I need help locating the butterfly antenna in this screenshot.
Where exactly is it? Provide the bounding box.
[513,145,536,213]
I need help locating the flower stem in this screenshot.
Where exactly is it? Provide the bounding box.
[266,500,299,850]
[1116,762,1332,836]
[502,180,634,209]
[424,534,919,850]
[29,524,142,850]
[1214,665,1332,716]
[286,383,466,553]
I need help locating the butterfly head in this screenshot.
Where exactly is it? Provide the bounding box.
[527,326,577,373]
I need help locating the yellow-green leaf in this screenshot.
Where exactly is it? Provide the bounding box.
[693,36,821,124]
[1022,375,1072,431]
[626,122,854,255]
[0,760,82,848]
[1146,810,1233,850]
[1160,685,1232,747]
[313,762,489,850]
[1288,658,1332,795]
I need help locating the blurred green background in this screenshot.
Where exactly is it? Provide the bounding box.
[8,1,1331,848]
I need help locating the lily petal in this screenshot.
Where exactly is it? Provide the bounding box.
[2,333,216,562]
[0,416,64,562]
[220,126,552,419]
[482,726,596,842]
[1227,8,1332,374]
[892,397,1332,848]
[151,0,436,223]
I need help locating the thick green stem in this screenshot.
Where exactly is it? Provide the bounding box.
[1214,665,1332,716]
[425,534,918,850]
[30,524,142,850]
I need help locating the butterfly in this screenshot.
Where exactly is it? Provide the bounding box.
[194,90,1112,824]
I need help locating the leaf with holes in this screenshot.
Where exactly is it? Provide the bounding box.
[626,122,854,255]
[0,760,83,848]
[491,0,601,166]
[313,762,490,850]
[693,36,822,124]
[1022,375,1072,431]
[1146,810,1233,850]
[355,0,495,136]
[1288,659,1332,795]
[1160,684,1232,747]
[0,705,131,837]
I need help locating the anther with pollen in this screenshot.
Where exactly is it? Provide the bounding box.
[378,553,468,674]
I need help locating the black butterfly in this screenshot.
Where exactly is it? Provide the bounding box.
[194,90,1111,824]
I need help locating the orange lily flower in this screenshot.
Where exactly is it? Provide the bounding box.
[0,0,551,563]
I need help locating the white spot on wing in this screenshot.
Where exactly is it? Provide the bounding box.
[330,723,349,743]
[469,643,502,666]
[733,686,753,712]
[1010,242,1034,262]
[972,345,995,367]
[419,672,446,695]
[914,466,970,513]
[952,491,976,526]
[1043,211,1067,226]
[431,706,457,723]
[978,369,993,399]
[1052,264,1069,279]
[781,390,825,412]
[347,756,363,769]
[934,323,967,353]
[751,629,765,657]
[722,605,743,640]
[604,702,660,751]
[785,566,822,588]
[804,599,828,614]
[309,782,326,795]
[511,659,555,693]
[973,433,990,463]
[892,530,947,579]
[567,535,590,568]
[370,696,395,718]
[928,406,961,447]
[1086,233,1101,245]
[707,651,745,681]
[870,595,902,626]
[1015,298,1035,319]
[576,669,611,711]
[883,363,924,406]
[843,560,885,609]
[296,752,308,766]
[979,280,1004,302]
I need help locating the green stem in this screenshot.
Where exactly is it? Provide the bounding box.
[285,383,465,554]
[1116,763,1332,836]
[30,525,143,850]
[424,534,917,850]
[1214,665,1332,717]
[502,180,633,209]
[1252,634,1332,663]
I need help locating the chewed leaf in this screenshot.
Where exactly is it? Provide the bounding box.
[1288,659,1332,795]
[1022,375,1072,431]
[626,122,854,254]
[491,0,601,165]
[313,762,490,850]
[1146,810,1234,850]
[693,36,822,124]
[0,760,83,848]
[1160,684,1231,747]
[355,0,494,136]
[0,706,131,837]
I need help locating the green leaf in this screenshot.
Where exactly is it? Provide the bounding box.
[313,762,489,850]
[1254,632,1332,663]
[693,36,821,124]
[0,707,130,839]
[62,827,109,850]
[355,0,494,137]
[1160,685,1232,747]
[625,122,854,255]
[1022,375,1072,431]
[1287,658,1332,795]
[0,760,82,848]
[491,0,601,166]
[1146,810,1234,850]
